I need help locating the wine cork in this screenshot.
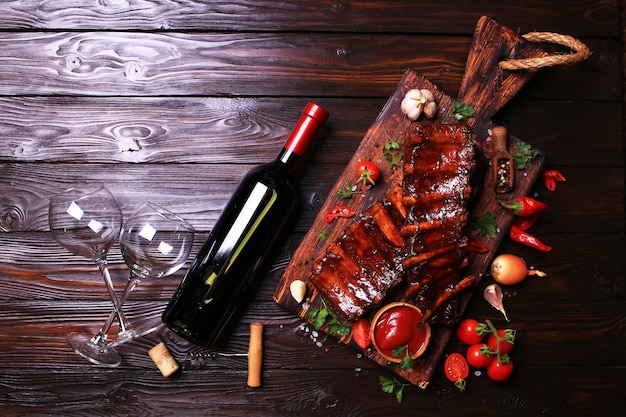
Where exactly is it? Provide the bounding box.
[149,342,179,377]
[247,323,264,387]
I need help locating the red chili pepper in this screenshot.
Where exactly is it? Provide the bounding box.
[498,196,547,217]
[542,169,566,192]
[325,205,356,223]
[509,225,552,252]
[512,212,542,231]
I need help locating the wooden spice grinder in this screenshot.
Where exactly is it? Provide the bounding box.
[491,126,515,193]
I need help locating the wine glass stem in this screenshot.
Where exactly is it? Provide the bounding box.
[95,257,130,334]
[100,275,141,338]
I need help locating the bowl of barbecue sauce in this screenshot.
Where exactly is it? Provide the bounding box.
[370,302,431,363]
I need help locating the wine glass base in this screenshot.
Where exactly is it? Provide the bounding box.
[107,322,163,348]
[67,332,121,367]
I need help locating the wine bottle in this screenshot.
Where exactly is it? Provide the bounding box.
[162,102,329,347]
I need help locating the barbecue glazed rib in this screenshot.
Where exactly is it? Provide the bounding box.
[401,123,476,323]
[311,122,476,323]
[311,200,406,321]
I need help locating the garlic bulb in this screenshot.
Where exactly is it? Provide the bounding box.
[484,284,509,321]
[400,89,438,121]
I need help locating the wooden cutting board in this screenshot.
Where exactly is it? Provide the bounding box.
[273,16,547,388]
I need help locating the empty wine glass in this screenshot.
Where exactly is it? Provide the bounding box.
[104,202,195,347]
[49,183,126,366]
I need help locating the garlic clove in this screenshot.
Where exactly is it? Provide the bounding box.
[401,95,423,121]
[423,100,438,119]
[419,89,435,102]
[290,279,307,303]
[483,284,509,321]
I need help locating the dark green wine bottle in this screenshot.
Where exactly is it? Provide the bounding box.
[162,102,329,347]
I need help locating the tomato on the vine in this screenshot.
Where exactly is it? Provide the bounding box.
[465,343,492,368]
[444,353,469,391]
[352,318,371,349]
[487,357,513,382]
[455,319,486,345]
[487,329,515,354]
[355,161,381,187]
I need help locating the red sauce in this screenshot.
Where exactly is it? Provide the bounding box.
[373,305,428,358]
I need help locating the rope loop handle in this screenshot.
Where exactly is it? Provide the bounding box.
[499,32,591,71]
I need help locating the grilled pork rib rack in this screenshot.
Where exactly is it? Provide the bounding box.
[311,122,477,324]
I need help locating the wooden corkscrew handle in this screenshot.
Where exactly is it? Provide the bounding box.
[247,323,264,387]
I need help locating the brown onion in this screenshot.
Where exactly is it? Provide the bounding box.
[490,254,546,285]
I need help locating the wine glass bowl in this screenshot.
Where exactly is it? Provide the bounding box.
[107,202,195,347]
[120,203,194,280]
[49,184,122,261]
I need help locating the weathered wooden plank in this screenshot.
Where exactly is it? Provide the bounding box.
[0,96,370,164]
[0,0,617,38]
[0,98,621,166]
[0,33,615,100]
[0,32,467,96]
[0,364,623,416]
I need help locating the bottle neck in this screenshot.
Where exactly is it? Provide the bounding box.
[279,102,328,166]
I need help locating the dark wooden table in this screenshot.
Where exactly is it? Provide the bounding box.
[0,2,623,416]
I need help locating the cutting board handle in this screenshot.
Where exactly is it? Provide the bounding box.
[457,16,549,136]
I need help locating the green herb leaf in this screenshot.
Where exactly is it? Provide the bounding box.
[391,345,406,358]
[328,319,351,337]
[448,101,475,120]
[391,345,414,370]
[307,305,330,330]
[512,141,540,169]
[337,182,361,199]
[379,376,410,404]
[383,131,403,169]
[379,376,395,394]
[396,388,404,404]
[306,299,350,336]
[400,353,414,371]
[470,212,497,237]
[318,230,328,241]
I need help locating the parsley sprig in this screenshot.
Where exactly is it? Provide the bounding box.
[512,141,540,169]
[307,299,351,337]
[392,345,414,370]
[447,100,475,120]
[337,182,361,199]
[470,212,497,237]
[383,131,402,169]
[380,376,411,404]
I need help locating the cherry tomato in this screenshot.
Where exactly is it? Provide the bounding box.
[352,319,371,349]
[465,343,492,368]
[444,353,469,391]
[355,161,381,187]
[487,329,515,354]
[487,357,514,382]
[455,319,486,345]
